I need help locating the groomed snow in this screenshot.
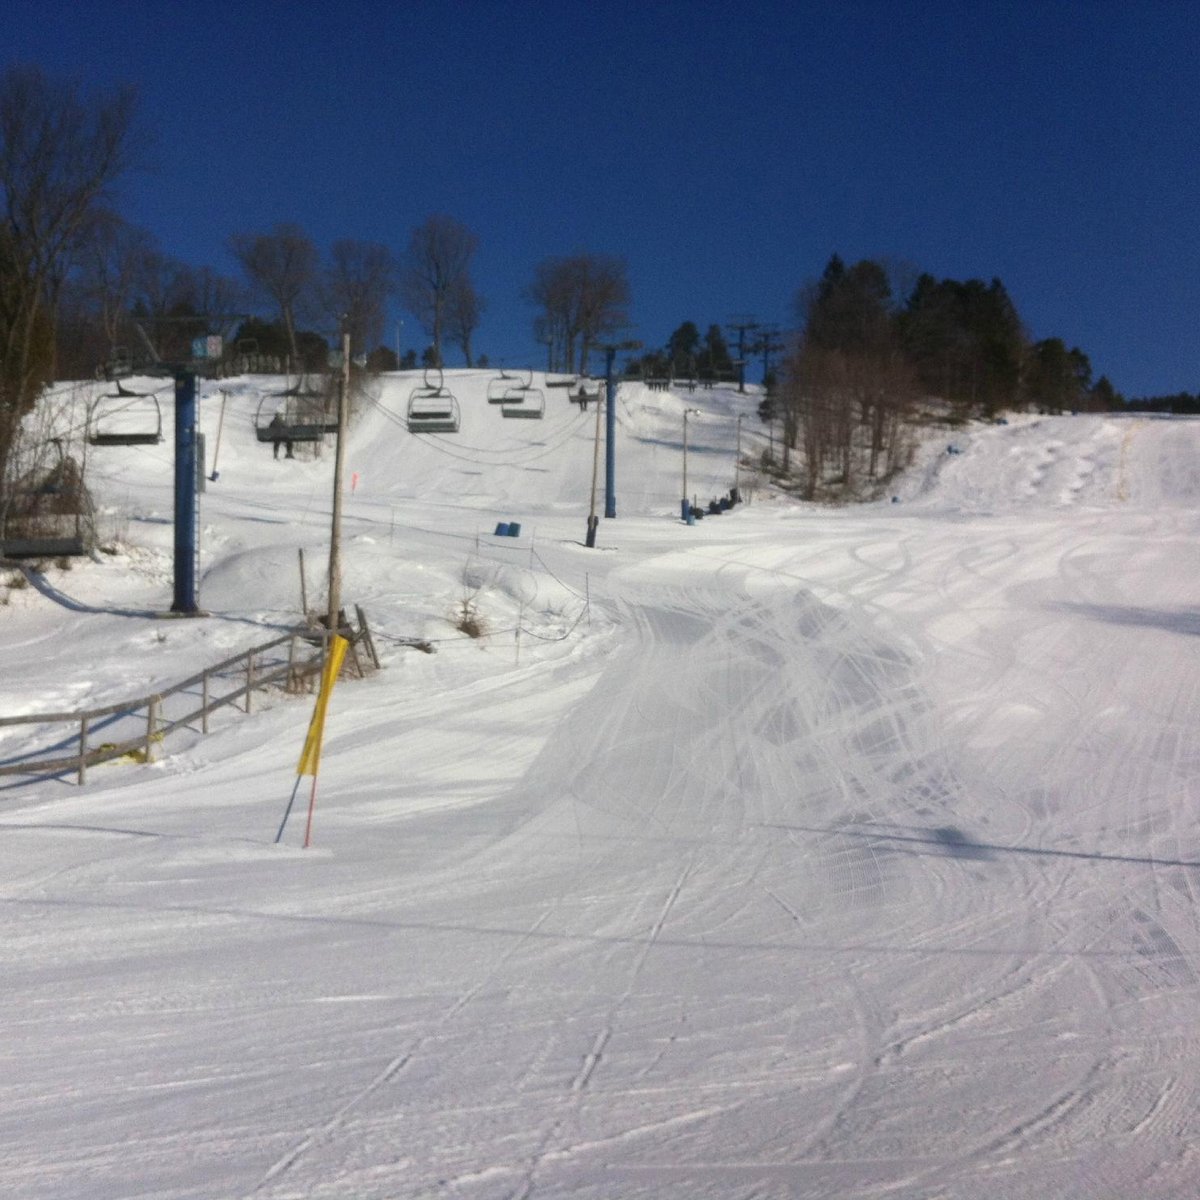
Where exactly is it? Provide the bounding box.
[2,375,1199,1198]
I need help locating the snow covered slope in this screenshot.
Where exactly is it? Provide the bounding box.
[2,383,1199,1199]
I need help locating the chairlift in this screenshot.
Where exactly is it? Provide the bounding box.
[0,443,89,558]
[254,394,337,445]
[570,377,600,405]
[406,366,459,432]
[487,367,519,404]
[407,391,461,434]
[87,388,163,447]
[500,388,545,419]
[544,374,579,389]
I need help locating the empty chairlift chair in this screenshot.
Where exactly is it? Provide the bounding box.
[407,367,460,434]
[86,387,163,446]
[500,387,545,419]
[499,369,545,419]
[0,447,89,558]
[487,367,522,404]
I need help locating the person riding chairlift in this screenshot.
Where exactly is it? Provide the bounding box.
[268,412,294,459]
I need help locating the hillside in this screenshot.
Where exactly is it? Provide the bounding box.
[2,379,1199,1199]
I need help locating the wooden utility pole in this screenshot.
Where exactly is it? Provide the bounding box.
[327,330,351,636]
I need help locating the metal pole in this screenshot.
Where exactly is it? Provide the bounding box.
[735,414,744,497]
[328,330,350,635]
[586,378,603,546]
[604,347,617,518]
[208,389,228,481]
[681,409,692,523]
[171,371,199,613]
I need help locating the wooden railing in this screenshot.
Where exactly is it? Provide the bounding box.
[0,630,326,785]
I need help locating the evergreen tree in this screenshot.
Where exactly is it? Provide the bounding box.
[666,321,701,375]
[899,274,1023,415]
[697,324,733,379]
[804,255,892,356]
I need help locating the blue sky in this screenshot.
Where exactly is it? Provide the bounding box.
[9,0,1200,395]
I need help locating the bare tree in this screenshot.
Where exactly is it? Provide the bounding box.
[321,239,394,355]
[0,65,137,496]
[188,265,244,342]
[126,254,243,364]
[400,214,478,366]
[76,212,156,356]
[228,222,317,361]
[527,254,630,373]
[528,268,573,371]
[445,275,483,368]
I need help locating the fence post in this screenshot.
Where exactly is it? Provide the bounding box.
[287,635,297,692]
[201,670,210,734]
[245,650,255,714]
[145,696,158,764]
[355,605,381,670]
[79,714,89,786]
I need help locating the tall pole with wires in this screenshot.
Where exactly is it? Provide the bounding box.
[170,369,200,613]
[592,338,641,520]
[328,328,351,636]
[734,412,744,499]
[603,346,618,518]
[726,316,759,394]
[682,406,700,522]
[755,326,784,384]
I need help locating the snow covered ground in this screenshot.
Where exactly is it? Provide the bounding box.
[2,374,1199,1198]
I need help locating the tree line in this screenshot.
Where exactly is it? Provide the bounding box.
[765,253,1127,498]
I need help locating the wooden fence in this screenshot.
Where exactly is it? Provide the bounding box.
[1,630,332,786]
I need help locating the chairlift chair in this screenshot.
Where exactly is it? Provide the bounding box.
[86,389,163,446]
[407,391,461,434]
[500,388,545,419]
[487,371,516,404]
[406,365,460,432]
[0,444,89,558]
[254,394,337,444]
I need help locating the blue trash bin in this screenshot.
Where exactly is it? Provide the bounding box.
[494,522,510,536]
[508,522,521,537]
